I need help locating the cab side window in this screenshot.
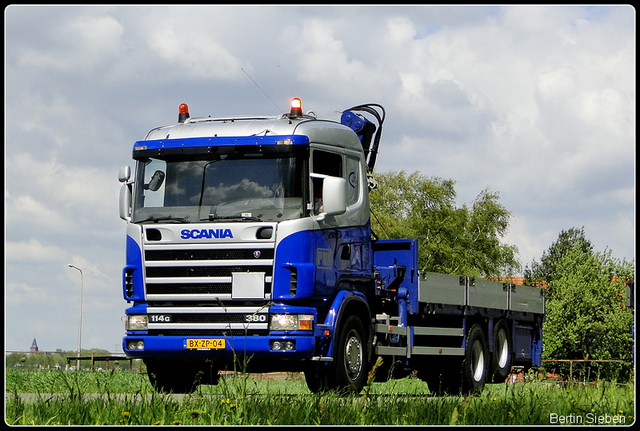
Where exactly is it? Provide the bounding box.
[345,156,360,207]
[312,150,342,177]
[311,150,343,214]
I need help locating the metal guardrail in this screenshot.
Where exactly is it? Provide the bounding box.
[65,354,141,371]
[541,359,628,379]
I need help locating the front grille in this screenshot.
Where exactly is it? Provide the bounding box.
[148,329,268,336]
[143,244,274,298]
[147,301,264,307]
[147,283,232,295]
[156,313,267,324]
[146,266,273,278]
[146,249,274,261]
[142,242,275,336]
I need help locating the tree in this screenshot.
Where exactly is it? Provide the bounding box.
[369,170,520,279]
[5,351,68,370]
[535,229,634,381]
[5,348,118,371]
[523,227,594,294]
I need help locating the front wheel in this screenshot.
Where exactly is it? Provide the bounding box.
[304,316,369,394]
[303,362,335,393]
[145,359,218,394]
[334,315,369,393]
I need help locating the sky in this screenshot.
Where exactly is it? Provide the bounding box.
[4,5,635,353]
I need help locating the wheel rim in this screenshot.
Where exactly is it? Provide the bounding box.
[344,329,363,381]
[471,339,485,382]
[496,329,509,369]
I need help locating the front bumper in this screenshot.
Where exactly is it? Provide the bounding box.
[123,333,317,360]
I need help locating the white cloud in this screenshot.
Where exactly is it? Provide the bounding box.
[579,87,633,142]
[536,67,578,102]
[6,282,58,306]
[5,194,69,232]
[146,26,242,80]
[16,95,74,147]
[6,152,120,231]
[290,18,369,85]
[386,16,416,41]
[69,14,124,56]
[503,215,561,267]
[17,14,124,72]
[5,239,67,263]
[67,255,111,284]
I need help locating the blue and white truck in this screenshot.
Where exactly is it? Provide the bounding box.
[118,98,544,394]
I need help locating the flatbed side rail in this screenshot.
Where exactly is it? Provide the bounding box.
[418,272,545,314]
[374,320,465,358]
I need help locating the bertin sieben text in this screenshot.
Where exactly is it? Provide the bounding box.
[549,412,626,424]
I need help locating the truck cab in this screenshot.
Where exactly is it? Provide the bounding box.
[119,99,382,393]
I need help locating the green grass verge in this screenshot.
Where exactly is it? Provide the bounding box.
[5,369,634,425]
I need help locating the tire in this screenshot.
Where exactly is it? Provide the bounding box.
[489,320,512,383]
[334,315,369,393]
[304,362,336,393]
[145,359,214,394]
[461,324,489,394]
[304,315,369,394]
[418,357,463,396]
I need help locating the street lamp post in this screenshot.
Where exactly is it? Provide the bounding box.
[68,264,83,370]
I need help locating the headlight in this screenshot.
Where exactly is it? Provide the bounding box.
[270,314,314,331]
[126,315,148,331]
[127,339,144,350]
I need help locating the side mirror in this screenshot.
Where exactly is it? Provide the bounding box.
[119,183,132,221]
[118,166,131,183]
[311,173,347,222]
[146,170,165,192]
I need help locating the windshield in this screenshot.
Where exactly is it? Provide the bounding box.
[132,148,307,223]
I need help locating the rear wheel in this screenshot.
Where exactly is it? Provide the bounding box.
[489,320,512,383]
[461,324,489,393]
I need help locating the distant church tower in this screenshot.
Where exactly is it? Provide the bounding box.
[30,338,39,353]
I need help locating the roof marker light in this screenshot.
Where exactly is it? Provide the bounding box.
[178,103,190,123]
[289,98,302,118]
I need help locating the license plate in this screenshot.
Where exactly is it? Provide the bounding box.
[185,339,226,350]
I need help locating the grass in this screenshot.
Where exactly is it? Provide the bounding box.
[5,369,635,425]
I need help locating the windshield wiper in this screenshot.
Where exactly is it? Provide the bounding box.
[205,214,263,222]
[139,215,190,223]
